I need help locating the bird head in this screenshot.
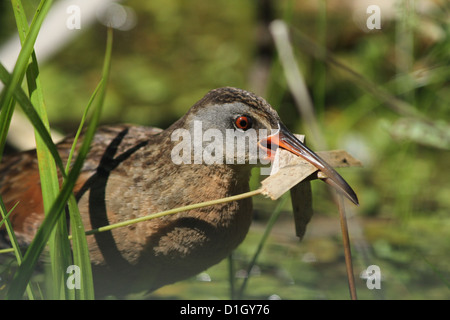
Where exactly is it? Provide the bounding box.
[172,87,358,205]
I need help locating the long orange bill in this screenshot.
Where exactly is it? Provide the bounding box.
[267,123,359,205]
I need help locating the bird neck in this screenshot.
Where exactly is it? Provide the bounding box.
[143,131,253,205]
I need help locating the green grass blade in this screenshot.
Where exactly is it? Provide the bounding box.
[6,27,114,300]
[6,172,79,299]
[0,201,18,230]
[0,69,101,299]
[0,198,36,299]
[0,98,16,160]
[0,63,66,175]
[63,29,114,300]
[65,79,103,173]
[12,0,71,299]
[0,0,53,147]
[63,78,104,300]
[67,196,94,299]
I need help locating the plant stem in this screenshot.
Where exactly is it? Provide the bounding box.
[337,194,357,300]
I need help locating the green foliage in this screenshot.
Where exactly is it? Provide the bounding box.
[0,0,113,299]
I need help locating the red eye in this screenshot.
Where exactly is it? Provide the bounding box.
[235,116,252,130]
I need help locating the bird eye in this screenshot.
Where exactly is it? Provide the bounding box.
[234,116,252,131]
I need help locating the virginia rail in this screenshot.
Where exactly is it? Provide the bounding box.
[0,87,358,296]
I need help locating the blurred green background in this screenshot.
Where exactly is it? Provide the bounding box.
[0,0,449,299]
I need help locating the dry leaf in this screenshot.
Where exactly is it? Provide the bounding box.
[259,135,362,240]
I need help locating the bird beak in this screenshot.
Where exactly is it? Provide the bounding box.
[258,123,359,205]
